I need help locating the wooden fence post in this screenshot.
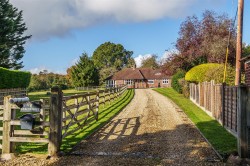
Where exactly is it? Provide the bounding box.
[211,80,215,116]
[118,86,121,97]
[103,91,105,107]
[96,90,99,121]
[190,84,193,100]
[48,86,63,157]
[237,85,249,158]
[221,83,226,127]
[109,89,111,105]
[198,83,201,105]
[87,91,90,109]
[40,99,46,132]
[115,87,118,100]
[1,96,15,160]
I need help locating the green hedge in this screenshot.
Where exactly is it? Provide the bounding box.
[204,64,235,85]
[0,67,31,89]
[185,63,235,85]
[171,70,186,93]
[185,63,221,83]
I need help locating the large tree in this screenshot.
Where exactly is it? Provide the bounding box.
[141,55,159,69]
[92,42,133,70]
[172,10,236,73]
[71,53,99,87]
[92,42,133,84]
[0,0,31,69]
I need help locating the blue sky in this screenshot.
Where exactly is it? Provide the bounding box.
[9,0,250,74]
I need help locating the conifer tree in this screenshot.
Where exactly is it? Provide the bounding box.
[0,0,31,69]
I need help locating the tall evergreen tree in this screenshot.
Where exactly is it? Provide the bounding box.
[0,0,31,69]
[71,53,99,87]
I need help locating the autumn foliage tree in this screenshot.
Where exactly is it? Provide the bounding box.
[164,10,236,74]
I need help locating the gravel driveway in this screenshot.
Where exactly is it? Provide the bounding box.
[2,89,222,166]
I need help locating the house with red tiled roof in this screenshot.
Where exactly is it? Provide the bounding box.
[106,67,171,88]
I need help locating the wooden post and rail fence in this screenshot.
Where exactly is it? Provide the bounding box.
[190,81,250,158]
[0,85,127,159]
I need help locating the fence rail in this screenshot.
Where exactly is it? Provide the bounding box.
[190,81,238,136]
[0,88,27,105]
[75,86,105,91]
[0,85,127,159]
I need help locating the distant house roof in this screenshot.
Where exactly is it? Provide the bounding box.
[110,68,170,80]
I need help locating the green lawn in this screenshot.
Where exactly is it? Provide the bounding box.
[153,88,237,157]
[28,89,90,101]
[15,89,134,154]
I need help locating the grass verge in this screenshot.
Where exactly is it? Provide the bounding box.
[61,89,134,152]
[15,89,134,154]
[28,89,90,101]
[153,88,237,157]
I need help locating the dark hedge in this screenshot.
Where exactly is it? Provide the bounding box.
[0,67,31,89]
[171,70,186,93]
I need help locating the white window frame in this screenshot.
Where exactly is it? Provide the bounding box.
[148,79,154,84]
[124,80,133,85]
[162,79,169,84]
[107,80,115,87]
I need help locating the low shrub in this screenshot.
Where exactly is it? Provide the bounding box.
[178,78,189,98]
[171,70,186,93]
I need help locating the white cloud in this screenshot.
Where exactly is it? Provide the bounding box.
[161,49,179,62]
[9,0,197,40]
[28,66,66,75]
[134,50,180,67]
[134,54,153,68]
[28,67,48,74]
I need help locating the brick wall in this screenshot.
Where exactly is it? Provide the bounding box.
[147,79,171,88]
[115,80,124,86]
[114,79,171,88]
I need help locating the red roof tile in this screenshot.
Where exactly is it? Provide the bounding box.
[111,68,170,80]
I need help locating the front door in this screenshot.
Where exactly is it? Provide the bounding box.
[135,80,145,88]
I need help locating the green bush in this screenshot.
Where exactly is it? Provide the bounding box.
[185,63,235,85]
[171,70,186,93]
[0,67,31,89]
[53,84,68,90]
[185,63,221,83]
[178,78,189,98]
[204,64,235,85]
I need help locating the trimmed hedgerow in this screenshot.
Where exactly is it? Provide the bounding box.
[204,64,235,85]
[171,70,186,93]
[185,63,221,83]
[0,67,31,89]
[185,63,235,85]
